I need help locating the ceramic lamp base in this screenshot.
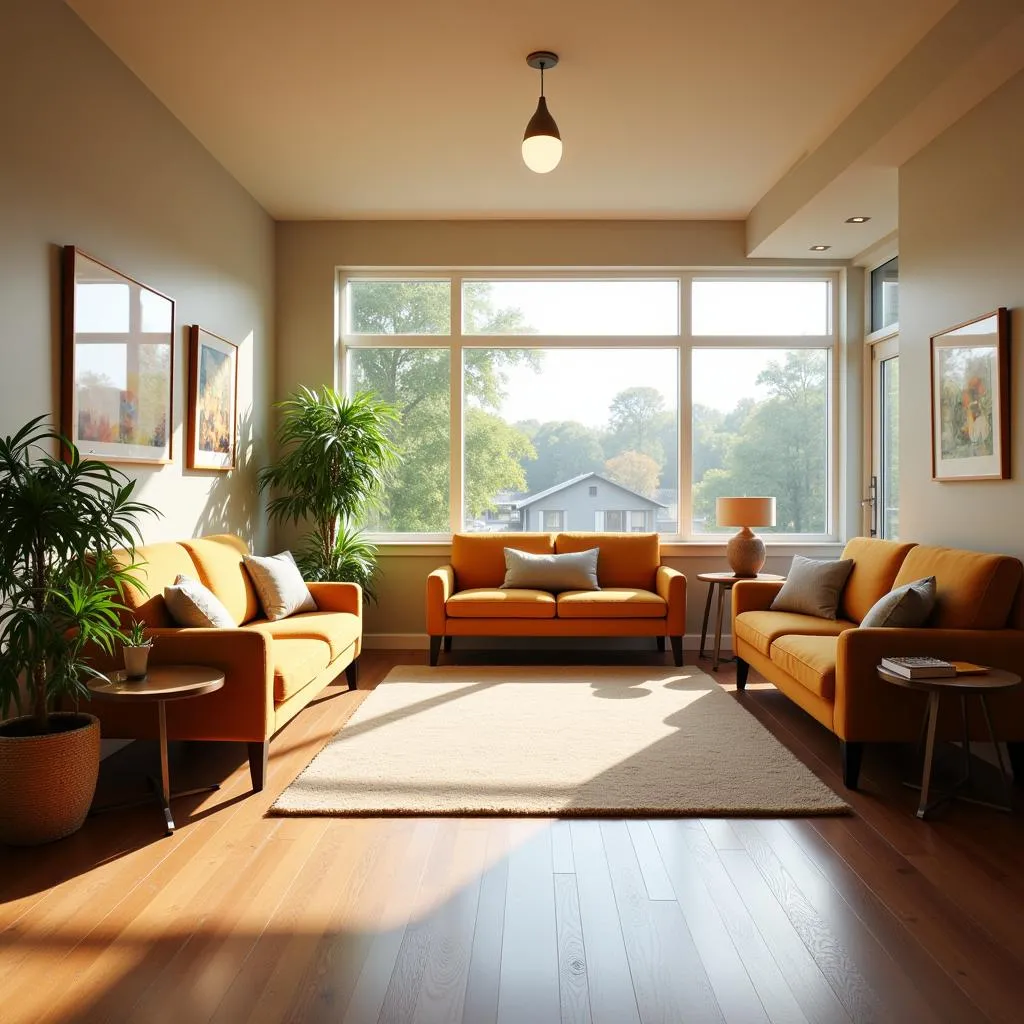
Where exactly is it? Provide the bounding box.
[726,526,766,577]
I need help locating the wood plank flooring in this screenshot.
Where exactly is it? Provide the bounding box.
[2,649,1023,1023]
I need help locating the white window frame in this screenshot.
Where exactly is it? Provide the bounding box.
[338,269,839,544]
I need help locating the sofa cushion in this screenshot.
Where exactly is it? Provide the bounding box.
[164,575,236,629]
[555,532,660,590]
[860,576,937,628]
[271,638,332,702]
[839,537,917,623]
[114,541,202,627]
[735,610,857,657]
[892,545,1023,630]
[451,533,554,591]
[556,589,667,618]
[243,611,361,661]
[180,535,261,625]
[770,635,838,701]
[502,547,599,592]
[771,556,854,619]
[446,587,556,618]
[243,550,317,621]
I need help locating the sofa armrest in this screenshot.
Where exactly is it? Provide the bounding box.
[656,565,687,635]
[426,565,454,636]
[835,627,1024,739]
[307,581,362,619]
[732,579,785,619]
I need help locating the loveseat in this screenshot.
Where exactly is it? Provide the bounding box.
[731,537,1024,788]
[89,534,362,791]
[426,532,686,665]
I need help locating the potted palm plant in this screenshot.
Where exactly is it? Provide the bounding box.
[258,386,400,600]
[0,417,158,845]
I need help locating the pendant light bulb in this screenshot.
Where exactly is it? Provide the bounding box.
[523,52,561,173]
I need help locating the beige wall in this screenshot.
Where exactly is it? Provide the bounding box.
[899,69,1024,558]
[0,0,274,549]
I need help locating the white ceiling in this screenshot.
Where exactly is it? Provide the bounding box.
[67,0,958,231]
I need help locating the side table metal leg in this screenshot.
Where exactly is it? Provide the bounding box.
[961,694,972,785]
[917,691,941,819]
[712,584,727,671]
[979,694,1015,812]
[699,583,714,660]
[158,700,175,835]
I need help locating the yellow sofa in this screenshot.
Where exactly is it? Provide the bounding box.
[426,532,686,665]
[731,537,1024,788]
[89,534,362,791]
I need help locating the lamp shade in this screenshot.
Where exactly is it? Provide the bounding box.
[522,97,562,173]
[716,496,776,528]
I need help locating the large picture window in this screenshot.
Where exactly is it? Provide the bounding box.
[340,272,836,540]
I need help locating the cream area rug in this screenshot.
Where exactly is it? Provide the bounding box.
[270,665,849,817]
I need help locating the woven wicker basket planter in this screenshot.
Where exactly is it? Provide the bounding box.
[0,712,101,846]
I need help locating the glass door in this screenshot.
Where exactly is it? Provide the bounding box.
[870,336,899,538]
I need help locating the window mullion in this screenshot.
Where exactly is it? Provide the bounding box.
[449,279,463,533]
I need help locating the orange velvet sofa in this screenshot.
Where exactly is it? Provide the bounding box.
[426,532,686,665]
[88,534,362,791]
[731,537,1024,788]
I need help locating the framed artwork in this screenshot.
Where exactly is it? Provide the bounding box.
[187,325,238,471]
[61,246,174,464]
[931,307,1010,481]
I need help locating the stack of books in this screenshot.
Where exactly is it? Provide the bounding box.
[880,656,989,679]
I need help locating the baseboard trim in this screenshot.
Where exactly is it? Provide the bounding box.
[363,633,732,653]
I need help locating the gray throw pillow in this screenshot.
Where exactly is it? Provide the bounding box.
[243,550,318,621]
[770,555,855,620]
[501,547,600,592]
[164,574,236,628]
[859,576,937,628]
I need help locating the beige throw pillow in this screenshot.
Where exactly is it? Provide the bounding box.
[243,551,317,621]
[859,576,937,628]
[501,547,600,592]
[770,555,855,620]
[164,574,236,628]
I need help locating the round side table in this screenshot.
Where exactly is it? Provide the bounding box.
[89,664,225,835]
[877,665,1021,819]
[697,571,785,671]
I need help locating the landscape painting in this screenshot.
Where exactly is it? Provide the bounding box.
[931,309,1009,480]
[187,325,238,470]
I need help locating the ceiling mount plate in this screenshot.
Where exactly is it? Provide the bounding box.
[526,51,559,71]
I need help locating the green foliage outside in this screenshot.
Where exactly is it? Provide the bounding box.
[346,283,828,534]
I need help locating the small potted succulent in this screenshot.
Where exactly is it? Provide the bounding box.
[122,619,153,680]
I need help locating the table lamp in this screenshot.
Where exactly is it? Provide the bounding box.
[716,496,777,577]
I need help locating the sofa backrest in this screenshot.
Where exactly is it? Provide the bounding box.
[451,533,555,590]
[180,534,260,625]
[113,541,201,628]
[839,537,917,623]
[555,532,660,590]
[892,545,1023,630]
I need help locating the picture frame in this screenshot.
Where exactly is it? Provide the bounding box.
[61,246,175,464]
[186,325,239,471]
[930,307,1010,481]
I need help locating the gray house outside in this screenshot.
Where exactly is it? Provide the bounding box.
[516,472,666,532]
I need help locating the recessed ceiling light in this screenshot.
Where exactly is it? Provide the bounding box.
[845,215,871,224]
[809,244,831,251]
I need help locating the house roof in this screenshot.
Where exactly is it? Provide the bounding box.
[516,472,667,509]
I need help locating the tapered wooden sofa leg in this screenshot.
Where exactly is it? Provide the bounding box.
[429,636,441,667]
[345,658,359,691]
[736,658,749,691]
[248,741,270,793]
[656,635,666,652]
[1007,741,1024,787]
[443,636,453,652]
[670,636,683,667]
[840,741,864,790]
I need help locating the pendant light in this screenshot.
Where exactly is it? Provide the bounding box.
[522,51,561,173]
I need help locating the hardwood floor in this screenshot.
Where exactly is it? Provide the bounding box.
[2,650,1023,1023]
